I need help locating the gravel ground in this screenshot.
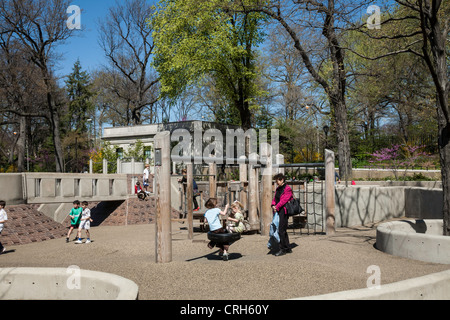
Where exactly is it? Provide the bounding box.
[1,222,449,300]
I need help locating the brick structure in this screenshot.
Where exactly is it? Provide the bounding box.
[1,196,180,246]
[0,204,68,246]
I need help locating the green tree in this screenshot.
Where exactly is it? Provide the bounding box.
[65,60,95,133]
[151,0,267,129]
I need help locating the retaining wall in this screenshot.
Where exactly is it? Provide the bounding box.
[376,219,450,264]
[297,269,450,300]
[0,268,138,300]
[335,185,443,227]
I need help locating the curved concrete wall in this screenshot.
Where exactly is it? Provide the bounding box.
[0,268,139,300]
[376,219,450,264]
[296,269,450,300]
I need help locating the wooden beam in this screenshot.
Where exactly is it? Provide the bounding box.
[155,131,172,263]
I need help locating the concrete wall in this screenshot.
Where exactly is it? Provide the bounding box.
[335,185,443,227]
[0,267,138,300]
[0,174,24,205]
[376,219,450,264]
[23,173,128,204]
[297,269,450,300]
[352,168,441,180]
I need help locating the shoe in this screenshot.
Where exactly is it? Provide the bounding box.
[275,250,286,257]
[0,248,6,254]
[193,207,200,212]
[85,239,91,244]
[285,248,292,254]
[66,238,69,243]
[75,239,82,244]
[223,252,229,261]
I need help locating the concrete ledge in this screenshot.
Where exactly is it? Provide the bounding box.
[295,269,450,300]
[376,219,450,264]
[0,268,139,300]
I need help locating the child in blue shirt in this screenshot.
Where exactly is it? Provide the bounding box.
[204,198,230,260]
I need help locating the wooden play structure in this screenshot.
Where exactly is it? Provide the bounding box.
[153,131,336,263]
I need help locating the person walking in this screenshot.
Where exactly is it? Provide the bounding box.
[66,200,82,243]
[271,173,293,256]
[75,201,93,244]
[0,200,8,254]
[143,164,150,192]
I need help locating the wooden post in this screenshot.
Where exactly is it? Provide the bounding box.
[155,131,172,263]
[209,162,217,198]
[247,153,259,231]
[186,162,194,240]
[239,156,247,210]
[325,149,336,235]
[260,143,273,236]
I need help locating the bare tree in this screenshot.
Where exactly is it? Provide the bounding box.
[232,0,372,180]
[0,0,74,172]
[98,0,159,125]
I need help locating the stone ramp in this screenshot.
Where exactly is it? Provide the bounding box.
[1,197,181,246]
[1,204,67,246]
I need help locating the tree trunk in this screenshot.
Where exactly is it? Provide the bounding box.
[50,108,64,173]
[16,115,26,172]
[439,114,450,235]
[332,96,352,181]
[44,80,64,173]
[415,0,449,235]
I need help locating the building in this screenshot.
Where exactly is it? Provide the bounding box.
[102,121,241,171]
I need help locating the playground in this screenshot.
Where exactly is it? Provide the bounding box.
[1,222,449,300]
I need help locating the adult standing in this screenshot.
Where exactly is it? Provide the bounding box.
[178,169,200,211]
[271,173,293,256]
[143,164,150,192]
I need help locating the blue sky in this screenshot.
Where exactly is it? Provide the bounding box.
[56,0,111,78]
[56,0,157,79]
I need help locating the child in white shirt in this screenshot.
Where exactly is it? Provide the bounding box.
[76,201,93,244]
[0,200,8,254]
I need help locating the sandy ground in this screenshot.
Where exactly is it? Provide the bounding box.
[1,222,449,300]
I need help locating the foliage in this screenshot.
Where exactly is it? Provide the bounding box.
[151,0,268,128]
[64,60,95,133]
[369,144,432,180]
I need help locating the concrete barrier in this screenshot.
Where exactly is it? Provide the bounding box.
[335,185,443,227]
[0,268,139,300]
[376,219,450,264]
[296,269,450,300]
